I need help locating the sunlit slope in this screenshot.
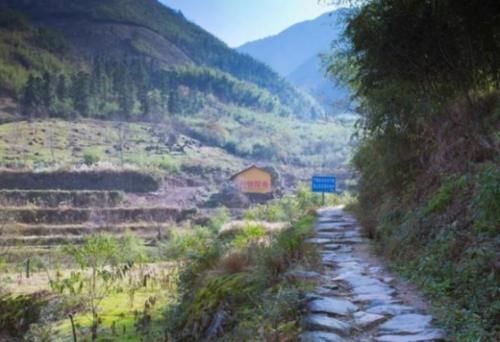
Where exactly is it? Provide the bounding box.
[0,0,321,118]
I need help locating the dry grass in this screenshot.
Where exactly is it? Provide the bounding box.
[217,251,250,274]
[0,262,175,295]
[219,220,289,237]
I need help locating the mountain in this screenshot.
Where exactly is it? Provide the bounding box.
[0,0,322,119]
[238,9,350,114]
[287,55,350,112]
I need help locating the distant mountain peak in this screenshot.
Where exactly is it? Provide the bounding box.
[237,8,351,114]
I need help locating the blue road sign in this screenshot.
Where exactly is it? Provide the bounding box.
[311,176,336,193]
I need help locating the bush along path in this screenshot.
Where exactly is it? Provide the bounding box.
[300,207,446,342]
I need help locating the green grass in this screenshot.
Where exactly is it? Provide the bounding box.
[0,118,246,172]
[183,104,354,167]
[473,163,500,235]
[1,187,331,341]
[0,29,70,95]
[393,228,499,341]
[0,103,354,175]
[364,166,500,341]
[51,287,173,341]
[424,175,467,215]
[163,193,321,340]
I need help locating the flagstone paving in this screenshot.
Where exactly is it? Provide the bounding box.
[300,207,446,342]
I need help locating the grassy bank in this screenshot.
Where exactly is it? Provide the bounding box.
[350,150,500,341]
[163,214,318,341]
[330,2,500,340]
[163,189,353,340]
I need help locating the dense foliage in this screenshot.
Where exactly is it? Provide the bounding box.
[163,192,333,340]
[0,0,322,118]
[331,0,500,339]
[19,58,285,120]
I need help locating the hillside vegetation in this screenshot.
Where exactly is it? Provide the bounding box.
[0,0,356,180]
[0,108,353,172]
[331,1,499,340]
[0,0,322,119]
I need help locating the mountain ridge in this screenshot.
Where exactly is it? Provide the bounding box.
[238,11,337,76]
[238,8,351,113]
[0,0,322,118]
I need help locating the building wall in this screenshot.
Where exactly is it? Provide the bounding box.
[234,168,272,194]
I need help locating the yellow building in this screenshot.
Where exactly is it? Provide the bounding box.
[230,165,272,194]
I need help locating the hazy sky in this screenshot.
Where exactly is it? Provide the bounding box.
[160,0,339,47]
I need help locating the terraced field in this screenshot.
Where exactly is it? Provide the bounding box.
[0,171,196,248]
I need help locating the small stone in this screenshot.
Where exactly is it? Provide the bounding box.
[366,304,414,316]
[335,273,384,288]
[306,292,324,301]
[331,237,365,244]
[300,331,345,342]
[353,292,395,303]
[330,231,361,239]
[306,238,334,245]
[316,226,340,233]
[316,233,334,238]
[303,314,351,335]
[375,329,446,342]
[369,266,383,273]
[352,284,396,296]
[286,270,321,281]
[314,287,337,296]
[378,314,433,334]
[322,283,339,290]
[323,243,341,251]
[353,311,386,329]
[338,246,353,253]
[321,254,337,267]
[308,297,358,316]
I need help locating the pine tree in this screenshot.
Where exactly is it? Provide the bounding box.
[21,75,38,117]
[71,72,90,117]
[117,82,135,118]
[167,90,178,115]
[56,74,66,101]
[137,86,149,118]
[41,71,54,115]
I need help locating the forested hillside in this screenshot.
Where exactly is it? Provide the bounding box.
[0,0,322,120]
[331,0,500,339]
[0,0,355,176]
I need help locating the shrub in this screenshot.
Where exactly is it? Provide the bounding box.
[166,213,317,340]
[207,207,230,233]
[424,175,467,216]
[473,163,500,234]
[158,156,180,173]
[82,148,101,166]
[217,252,250,274]
[0,293,48,338]
[59,234,145,340]
[231,224,266,249]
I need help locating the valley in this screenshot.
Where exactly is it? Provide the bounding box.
[0,0,498,341]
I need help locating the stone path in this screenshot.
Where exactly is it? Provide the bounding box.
[299,207,446,342]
